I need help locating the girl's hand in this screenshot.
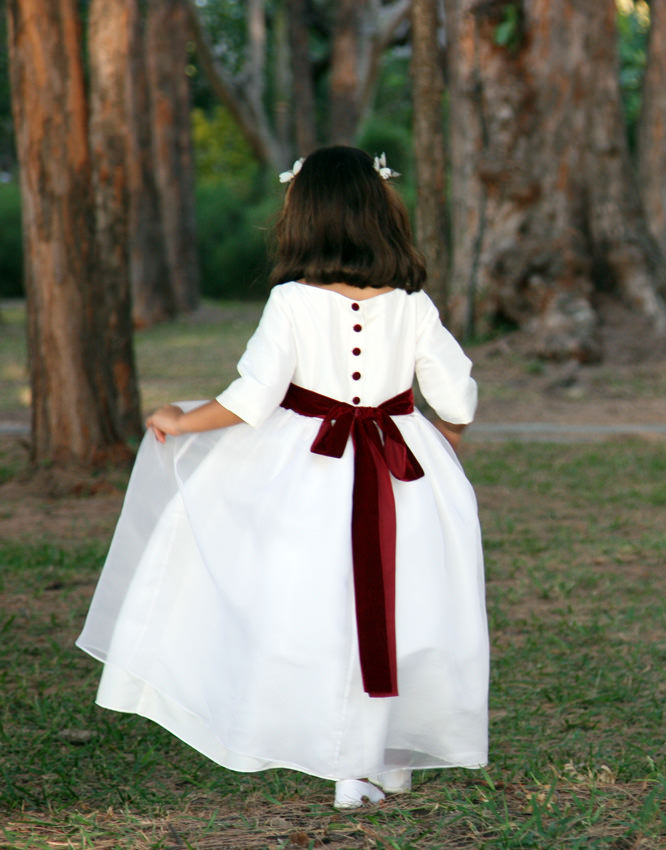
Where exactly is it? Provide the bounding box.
[434,419,466,453]
[146,405,185,443]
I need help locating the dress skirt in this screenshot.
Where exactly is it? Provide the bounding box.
[76,402,489,781]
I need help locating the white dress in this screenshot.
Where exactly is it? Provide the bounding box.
[76,282,489,781]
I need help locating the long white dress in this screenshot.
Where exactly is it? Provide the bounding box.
[76,282,489,781]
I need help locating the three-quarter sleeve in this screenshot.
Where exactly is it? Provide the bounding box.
[414,295,478,424]
[216,288,296,427]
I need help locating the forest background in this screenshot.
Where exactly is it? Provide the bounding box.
[2,0,666,467]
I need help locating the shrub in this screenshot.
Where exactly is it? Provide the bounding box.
[0,182,23,298]
[196,181,282,300]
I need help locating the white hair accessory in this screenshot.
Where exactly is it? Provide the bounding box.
[278,158,305,183]
[373,152,400,180]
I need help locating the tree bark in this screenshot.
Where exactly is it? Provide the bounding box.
[126,0,175,328]
[446,0,666,360]
[7,0,127,464]
[638,0,666,253]
[330,0,364,144]
[411,0,448,313]
[147,0,200,313]
[88,0,143,439]
[286,0,318,155]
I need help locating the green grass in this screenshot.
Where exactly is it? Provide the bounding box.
[1,440,665,848]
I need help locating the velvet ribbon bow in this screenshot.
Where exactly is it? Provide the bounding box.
[281,383,424,697]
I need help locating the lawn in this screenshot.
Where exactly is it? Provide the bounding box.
[0,302,664,849]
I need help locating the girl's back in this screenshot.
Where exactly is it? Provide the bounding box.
[217,282,477,429]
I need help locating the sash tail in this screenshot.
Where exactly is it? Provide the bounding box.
[281,383,424,697]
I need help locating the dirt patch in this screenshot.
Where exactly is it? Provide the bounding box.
[0,437,126,543]
[471,299,666,426]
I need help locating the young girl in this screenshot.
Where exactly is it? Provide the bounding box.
[77,146,489,810]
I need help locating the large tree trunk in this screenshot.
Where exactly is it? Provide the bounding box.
[146,0,200,313]
[330,0,364,144]
[88,0,143,439]
[638,0,666,253]
[127,0,175,328]
[286,0,318,155]
[446,0,666,360]
[411,0,448,313]
[7,0,127,465]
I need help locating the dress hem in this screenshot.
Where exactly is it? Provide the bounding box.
[93,657,488,781]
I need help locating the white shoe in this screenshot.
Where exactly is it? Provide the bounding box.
[334,779,385,810]
[367,769,412,793]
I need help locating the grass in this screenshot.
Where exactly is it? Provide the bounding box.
[0,302,665,848]
[1,440,664,848]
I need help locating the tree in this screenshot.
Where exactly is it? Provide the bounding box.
[89,0,143,438]
[411,0,448,311]
[638,0,666,254]
[7,0,129,464]
[147,0,200,313]
[445,0,666,359]
[127,0,176,328]
[186,0,411,169]
[286,0,318,155]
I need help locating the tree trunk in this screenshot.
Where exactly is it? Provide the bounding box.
[638,0,666,253]
[330,0,364,144]
[146,0,200,313]
[7,0,127,464]
[287,0,318,155]
[88,0,143,439]
[127,0,175,328]
[411,0,448,313]
[446,0,666,360]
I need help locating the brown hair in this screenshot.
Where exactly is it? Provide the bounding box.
[269,146,426,291]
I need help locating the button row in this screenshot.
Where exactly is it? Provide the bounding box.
[352,303,361,403]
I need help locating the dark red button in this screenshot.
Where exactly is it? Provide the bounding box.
[352,371,361,380]
[351,302,360,311]
[353,324,362,332]
[352,347,361,356]
[352,396,360,405]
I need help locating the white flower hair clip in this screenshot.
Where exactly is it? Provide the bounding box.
[278,158,305,183]
[373,152,400,180]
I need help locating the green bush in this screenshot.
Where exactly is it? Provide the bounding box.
[196,181,282,300]
[357,117,416,219]
[0,177,281,303]
[0,182,23,297]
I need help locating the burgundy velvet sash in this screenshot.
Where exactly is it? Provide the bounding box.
[280,383,424,697]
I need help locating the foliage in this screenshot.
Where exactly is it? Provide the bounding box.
[0,183,22,298]
[616,0,651,153]
[0,9,15,177]
[196,181,281,300]
[192,105,260,186]
[493,3,525,53]
[358,115,416,217]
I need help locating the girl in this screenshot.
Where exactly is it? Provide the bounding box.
[77,146,489,810]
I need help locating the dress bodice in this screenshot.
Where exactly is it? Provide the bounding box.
[217,281,477,428]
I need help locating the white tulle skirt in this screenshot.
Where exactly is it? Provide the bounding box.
[76,403,489,780]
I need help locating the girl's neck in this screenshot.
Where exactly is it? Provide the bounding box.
[299,280,394,301]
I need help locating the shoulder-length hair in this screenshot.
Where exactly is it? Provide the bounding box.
[269,146,426,291]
